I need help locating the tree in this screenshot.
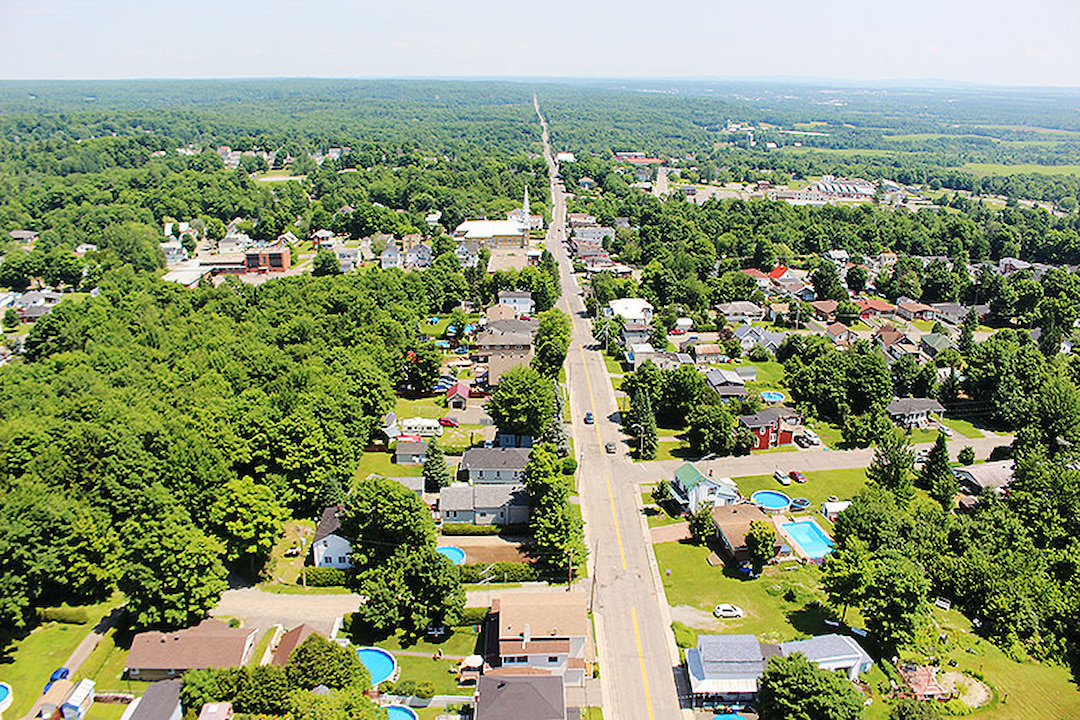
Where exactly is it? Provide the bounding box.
[486,365,556,438]
[919,433,956,510]
[404,343,443,393]
[339,477,435,568]
[286,633,370,690]
[209,476,287,570]
[867,432,915,501]
[746,520,777,572]
[312,249,339,276]
[532,309,571,378]
[422,440,450,492]
[811,262,847,302]
[639,405,658,460]
[99,222,165,271]
[688,504,715,545]
[863,552,929,656]
[756,653,863,720]
[958,310,977,355]
[890,699,941,720]
[821,540,870,622]
[651,479,672,506]
[835,300,861,325]
[846,265,868,293]
[958,446,975,465]
[891,355,920,397]
[686,405,734,455]
[234,665,292,715]
[2,308,19,330]
[119,500,228,629]
[64,512,120,603]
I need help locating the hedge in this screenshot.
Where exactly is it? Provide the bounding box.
[459,562,539,584]
[303,567,349,587]
[38,606,90,624]
[441,523,501,536]
[453,606,490,626]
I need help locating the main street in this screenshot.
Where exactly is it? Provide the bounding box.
[535,96,688,720]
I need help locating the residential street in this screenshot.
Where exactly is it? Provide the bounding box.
[536,96,689,720]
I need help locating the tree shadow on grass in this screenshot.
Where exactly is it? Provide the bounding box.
[786,601,833,637]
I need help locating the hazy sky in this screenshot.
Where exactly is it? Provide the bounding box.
[1,0,1078,86]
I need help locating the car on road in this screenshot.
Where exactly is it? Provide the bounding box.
[604,442,616,454]
[43,667,70,694]
[939,425,953,437]
[713,603,746,619]
[584,412,594,424]
[789,470,806,483]
[668,328,686,335]
[802,429,821,445]
[774,470,791,485]
[438,417,460,427]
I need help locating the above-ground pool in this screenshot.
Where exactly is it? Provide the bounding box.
[0,683,12,714]
[791,497,810,510]
[436,546,466,565]
[760,390,785,403]
[751,490,792,513]
[385,706,419,720]
[356,647,398,686]
[782,520,834,560]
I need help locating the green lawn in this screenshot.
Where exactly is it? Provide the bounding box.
[640,490,686,528]
[654,542,828,644]
[392,654,463,695]
[85,703,128,720]
[635,439,696,463]
[733,467,869,507]
[259,583,353,595]
[909,319,935,332]
[248,628,274,666]
[601,351,627,377]
[80,625,152,696]
[751,444,798,455]
[963,162,1080,177]
[942,416,984,439]
[733,359,785,387]
[377,628,481,657]
[581,709,604,720]
[809,422,844,448]
[395,396,448,419]
[266,519,315,584]
[0,598,121,718]
[354,449,423,481]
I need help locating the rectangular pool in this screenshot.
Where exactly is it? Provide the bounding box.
[782,520,834,560]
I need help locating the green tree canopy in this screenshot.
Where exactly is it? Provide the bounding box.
[756,652,863,720]
[486,365,556,438]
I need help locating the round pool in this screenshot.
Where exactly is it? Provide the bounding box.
[752,490,792,513]
[356,646,398,686]
[760,390,785,403]
[436,546,466,565]
[386,706,419,720]
[0,683,12,714]
[791,497,810,510]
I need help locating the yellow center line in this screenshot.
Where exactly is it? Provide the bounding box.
[578,344,627,571]
[632,607,656,720]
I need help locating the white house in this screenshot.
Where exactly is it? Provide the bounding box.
[458,447,531,484]
[671,463,739,514]
[380,245,403,269]
[607,298,654,325]
[496,291,535,317]
[626,343,657,369]
[312,506,352,569]
[715,301,765,324]
[778,635,873,682]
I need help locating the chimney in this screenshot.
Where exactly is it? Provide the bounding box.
[523,623,531,645]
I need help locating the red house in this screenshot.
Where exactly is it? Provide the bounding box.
[856,298,895,319]
[738,407,801,450]
[446,382,469,411]
[244,243,291,273]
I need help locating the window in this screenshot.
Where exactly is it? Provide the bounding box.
[504,655,527,664]
[338,557,347,564]
[548,656,560,664]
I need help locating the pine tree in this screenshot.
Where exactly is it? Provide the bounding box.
[958,310,977,355]
[920,433,957,509]
[423,440,450,492]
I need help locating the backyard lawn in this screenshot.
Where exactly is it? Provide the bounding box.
[79,624,152,696]
[354,448,423,481]
[266,519,315,584]
[733,467,869,507]
[84,703,128,720]
[733,359,785,388]
[395,396,448,419]
[942,416,984,439]
[640,489,686,528]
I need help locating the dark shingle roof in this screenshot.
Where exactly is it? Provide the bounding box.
[476,674,566,720]
[459,447,531,473]
[313,506,342,542]
[129,681,183,720]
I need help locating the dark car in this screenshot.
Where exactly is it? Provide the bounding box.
[584,412,594,424]
[605,442,616,454]
[43,667,70,694]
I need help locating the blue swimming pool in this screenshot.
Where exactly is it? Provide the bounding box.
[760,390,785,403]
[782,520,834,560]
[751,490,792,512]
[356,647,397,686]
[0,682,11,714]
[386,706,418,720]
[436,546,466,564]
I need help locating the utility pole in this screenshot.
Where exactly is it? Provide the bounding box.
[567,548,574,591]
[588,539,599,613]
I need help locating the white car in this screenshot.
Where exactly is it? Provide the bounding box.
[802,429,821,445]
[939,425,953,437]
[713,603,746,619]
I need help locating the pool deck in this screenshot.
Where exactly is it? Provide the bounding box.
[772,515,832,563]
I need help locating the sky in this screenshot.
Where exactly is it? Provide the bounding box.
[1,0,1078,87]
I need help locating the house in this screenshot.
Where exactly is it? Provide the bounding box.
[160,238,189,265]
[778,281,816,303]
[765,302,790,323]
[810,299,839,321]
[738,406,800,450]
[671,462,739,514]
[496,291,535,316]
[920,332,955,358]
[886,397,944,428]
[125,620,257,681]
[685,634,767,704]
[447,382,470,410]
[244,243,290,273]
[732,324,785,354]
[198,702,234,720]
[715,301,765,324]
[458,447,531,484]
[897,301,936,321]
[574,225,615,242]
[400,417,444,438]
[567,213,597,227]
[487,592,593,686]
[486,303,516,324]
[691,343,728,365]
[484,350,533,386]
[954,460,1014,496]
[778,635,873,682]
[931,302,987,326]
[742,268,771,292]
[453,220,527,248]
[395,440,428,465]
[475,326,533,354]
[856,298,896,318]
[380,245,403,269]
[335,246,360,273]
[440,484,530,525]
[826,322,856,346]
[768,265,796,283]
[621,322,651,347]
[821,500,851,522]
[389,476,425,498]
[606,298,654,325]
[626,343,657,369]
[577,176,596,189]
[703,368,747,399]
[128,680,183,720]
[60,679,95,719]
[474,675,567,720]
[313,506,351,568]
[711,504,777,563]
[406,243,433,268]
[270,625,320,667]
[873,324,911,353]
[74,243,98,256]
[9,229,39,244]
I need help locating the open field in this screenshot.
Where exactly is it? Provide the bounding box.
[962,162,1080,177]
[733,467,869,507]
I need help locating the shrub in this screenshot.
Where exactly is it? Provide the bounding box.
[440,523,501,536]
[561,457,578,475]
[938,698,973,716]
[38,606,90,624]
[958,446,975,465]
[459,562,540,584]
[392,679,416,697]
[303,567,348,587]
[748,343,772,362]
[414,681,435,699]
[672,621,697,649]
[453,606,489,626]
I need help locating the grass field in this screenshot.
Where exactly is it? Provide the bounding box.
[941,416,984,439]
[354,448,423,481]
[963,162,1080,177]
[266,519,315,584]
[733,467,869,507]
[80,625,152,696]
[247,628,274,666]
[85,703,128,720]
[733,359,785,387]
[377,627,481,657]
[640,489,687,528]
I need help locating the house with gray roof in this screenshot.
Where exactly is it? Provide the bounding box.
[715,301,765,324]
[440,484,529,526]
[885,398,944,428]
[475,675,569,720]
[458,447,531,484]
[732,324,786,354]
[702,368,747,399]
[685,634,771,702]
[778,634,873,681]
[954,460,1014,495]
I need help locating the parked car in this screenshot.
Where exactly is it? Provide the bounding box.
[668,328,686,335]
[438,417,460,427]
[789,470,806,483]
[774,470,791,486]
[794,435,811,448]
[584,412,594,424]
[605,442,616,454]
[43,667,70,694]
[802,429,821,445]
[713,603,746,619]
[939,425,953,437]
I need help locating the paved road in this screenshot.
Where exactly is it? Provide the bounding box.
[535,95,688,720]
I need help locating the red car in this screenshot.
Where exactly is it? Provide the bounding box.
[789,470,806,484]
[668,328,687,335]
[438,417,460,427]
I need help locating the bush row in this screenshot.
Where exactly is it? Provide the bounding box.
[303,567,350,587]
[459,562,540,584]
[38,606,91,624]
